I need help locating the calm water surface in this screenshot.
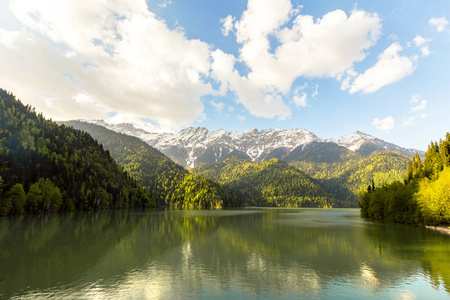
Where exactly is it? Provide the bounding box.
[0,208,449,299]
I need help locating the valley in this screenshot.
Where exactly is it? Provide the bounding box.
[66,119,411,208]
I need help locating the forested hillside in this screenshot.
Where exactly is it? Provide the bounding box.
[193,157,335,207]
[288,142,409,205]
[0,90,156,216]
[63,121,240,208]
[359,133,450,226]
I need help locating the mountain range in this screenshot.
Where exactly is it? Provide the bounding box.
[66,119,413,207]
[86,120,424,168]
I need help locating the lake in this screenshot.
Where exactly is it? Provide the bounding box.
[0,208,449,299]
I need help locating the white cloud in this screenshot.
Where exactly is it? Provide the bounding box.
[402,94,428,126]
[237,115,246,122]
[1,0,214,132]
[211,49,291,119]
[210,101,225,114]
[348,43,415,94]
[212,0,382,119]
[0,0,417,129]
[159,0,172,8]
[429,17,448,32]
[372,116,395,132]
[293,92,307,107]
[296,82,308,90]
[402,116,414,126]
[410,94,427,111]
[220,15,235,36]
[340,68,358,90]
[312,84,319,97]
[402,113,427,126]
[413,35,427,47]
[412,35,432,57]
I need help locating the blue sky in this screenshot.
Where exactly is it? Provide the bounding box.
[0,0,449,150]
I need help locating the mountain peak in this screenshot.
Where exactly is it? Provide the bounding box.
[76,121,424,167]
[329,131,424,157]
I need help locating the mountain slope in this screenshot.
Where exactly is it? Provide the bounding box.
[193,157,336,207]
[85,121,423,168]
[328,131,425,157]
[0,90,156,215]
[63,121,240,208]
[87,121,323,167]
[290,151,409,205]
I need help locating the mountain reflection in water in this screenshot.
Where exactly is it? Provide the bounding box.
[0,208,449,299]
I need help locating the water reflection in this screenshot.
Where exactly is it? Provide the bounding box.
[0,208,449,299]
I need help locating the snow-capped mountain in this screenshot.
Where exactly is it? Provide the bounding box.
[87,120,322,167]
[84,120,423,167]
[328,131,425,157]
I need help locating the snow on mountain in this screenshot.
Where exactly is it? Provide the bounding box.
[328,131,424,157]
[328,131,379,151]
[85,120,322,167]
[147,127,322,167]
[83,120,423,167]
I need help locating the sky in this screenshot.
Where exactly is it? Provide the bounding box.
[0,0,449,150]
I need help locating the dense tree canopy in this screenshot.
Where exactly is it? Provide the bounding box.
[359,133,450,226]
[290,150,409,206]
[0,89,156,215]
[63,121,240,208]
[194,157,335,207]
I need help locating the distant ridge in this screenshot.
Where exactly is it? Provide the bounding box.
[82,120,424,167]
[327,131,425,157]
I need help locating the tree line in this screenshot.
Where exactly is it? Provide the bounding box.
[64,121,241,209]
[193,157,335,207]
[0,89,156,216]
[359,133,450,225]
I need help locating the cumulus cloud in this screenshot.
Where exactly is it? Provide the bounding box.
[348,43,415,94]
[293,92,307,107]
[429,17,448,32]
[1,0,213,132]
[0,0,417,129]
[372,116,395,132]
[212,0,382,119]
[412,35,431,57]
[220,15,235,36]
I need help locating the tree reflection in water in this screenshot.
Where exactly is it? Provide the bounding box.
[0,208,448,299]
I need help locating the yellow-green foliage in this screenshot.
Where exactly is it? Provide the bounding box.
[416,167,450,225]
[291,151,408,205]
[360,133,450,226]
[64,121,240,208]
[193,157,335,208]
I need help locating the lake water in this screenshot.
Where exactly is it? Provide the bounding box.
[0,208,449,299]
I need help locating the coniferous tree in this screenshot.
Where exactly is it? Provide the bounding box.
[0,89,157,215]
[360,132,450,226]
[404,160,413,183]
[412,152,423,179]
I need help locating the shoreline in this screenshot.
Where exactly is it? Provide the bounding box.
[425,225,450,235]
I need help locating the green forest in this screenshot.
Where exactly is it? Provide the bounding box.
[63,121,240,208]
[359,133,450,226]
[279,140,408,207]
[193,157,335,207]
[0,88,416,215]
[0,90,157,215]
